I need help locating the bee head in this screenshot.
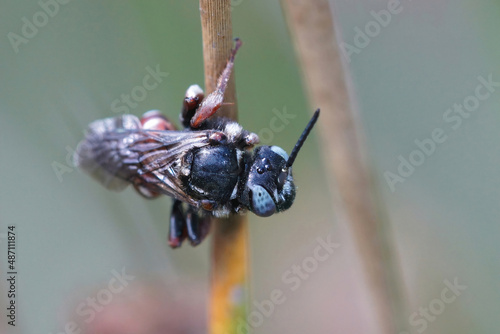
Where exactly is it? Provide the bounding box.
[246,146,296,217]
[244,109,320,217]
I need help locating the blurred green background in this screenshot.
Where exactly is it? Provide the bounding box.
[1,1,499,333]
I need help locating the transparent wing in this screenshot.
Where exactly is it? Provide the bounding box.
[74,115,142,191]
[74,115,212,204]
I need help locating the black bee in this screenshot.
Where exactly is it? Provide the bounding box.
[74,39,319,248]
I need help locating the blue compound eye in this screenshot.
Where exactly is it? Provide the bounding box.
[270,146,289,161]
[250,185,276,217]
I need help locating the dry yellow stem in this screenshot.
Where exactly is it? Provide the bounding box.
[199,1,250,333]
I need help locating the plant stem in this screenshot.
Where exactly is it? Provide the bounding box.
[281,0,407,333]
[199,1,250,334]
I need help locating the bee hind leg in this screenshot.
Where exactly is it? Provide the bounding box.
[189,38,242,129]
[141,110,178,131]
[168,200,187,248]
[133,173,162,199]
[185,206,212,246]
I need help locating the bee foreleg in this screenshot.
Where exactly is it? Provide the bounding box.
[240,132,260,150]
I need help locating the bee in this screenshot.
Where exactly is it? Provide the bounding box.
[74,39,320,248]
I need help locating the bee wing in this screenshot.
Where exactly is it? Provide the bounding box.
[132,130,213,206]
[74,115,212,202]
[74,115,142,191]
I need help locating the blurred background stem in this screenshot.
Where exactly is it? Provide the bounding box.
[199,1,250,333]
[281,0,408,333]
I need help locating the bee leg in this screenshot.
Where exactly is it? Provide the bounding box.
[190,38,242,128]
[141,110,178,131]
[133,173,162,199]
[185,206,212,246]
[180,85,205,128]
[200,199,217,211]
[208,131,228,145]
[199,214,212,242]
[133,183,161,199]
[168,200,187,248]
[236,131,260,150]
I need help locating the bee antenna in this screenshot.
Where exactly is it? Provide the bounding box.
[286,109,320,168]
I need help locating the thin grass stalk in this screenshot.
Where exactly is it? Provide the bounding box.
[198,1,250,333]
[281,0,407,333]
